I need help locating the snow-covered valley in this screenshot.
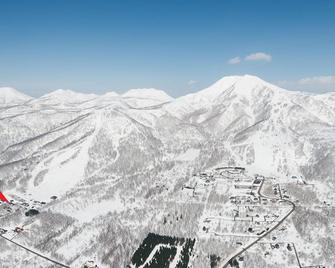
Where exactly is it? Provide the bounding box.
[0,75,334,267]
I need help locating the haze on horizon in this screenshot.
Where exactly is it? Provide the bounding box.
[0,0,335,97]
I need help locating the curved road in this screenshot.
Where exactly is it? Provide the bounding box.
[221,178,296,268]
[0,234,70,268]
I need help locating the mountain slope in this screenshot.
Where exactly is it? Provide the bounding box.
[0,87,33,105]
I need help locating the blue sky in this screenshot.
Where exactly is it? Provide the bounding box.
[0,0,335,97]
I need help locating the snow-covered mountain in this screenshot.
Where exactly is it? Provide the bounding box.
[0,87,33,105]
[122,88,173,101]
[0,75,334,267]
[33,89,99,106]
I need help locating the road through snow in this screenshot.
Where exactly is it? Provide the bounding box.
[220,178,296,268]
[0,234,70,268]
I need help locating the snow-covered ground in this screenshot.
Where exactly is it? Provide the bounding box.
[0,75,334,267]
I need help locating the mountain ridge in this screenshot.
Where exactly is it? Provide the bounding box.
[2,75,331,106]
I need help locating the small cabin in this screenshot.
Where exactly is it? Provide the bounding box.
[83,260,98,268]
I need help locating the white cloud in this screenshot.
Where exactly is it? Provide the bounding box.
[227,52,272,65]
[298,76,335,85]
[245,52,272,62]
[187,80,197,85]
[228,56,241,65]
[277,75,335,92]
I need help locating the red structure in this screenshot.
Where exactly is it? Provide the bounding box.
[0,192,9,203]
